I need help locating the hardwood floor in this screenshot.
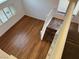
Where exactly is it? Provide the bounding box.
[0,16,55,59]
[62,23,79,59]
[1,15,78,59]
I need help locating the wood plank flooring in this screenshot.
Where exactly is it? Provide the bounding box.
[1,15,78,59]
[62,23,79,59]
[0,16,55,59]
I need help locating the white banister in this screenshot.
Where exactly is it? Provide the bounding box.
[46,0,78,59]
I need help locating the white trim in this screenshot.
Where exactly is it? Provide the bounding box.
[40,8,57,40]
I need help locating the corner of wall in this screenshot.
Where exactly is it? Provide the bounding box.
[0,0,25,37]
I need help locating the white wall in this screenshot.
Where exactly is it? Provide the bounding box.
[0,0,25,36]
[23,0,58,20]
[0,21,2,26]
[58,0,69,13]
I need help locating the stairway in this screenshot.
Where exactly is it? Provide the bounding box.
[0,49,17,59]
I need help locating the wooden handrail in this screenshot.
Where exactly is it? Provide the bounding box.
[0,49,17,59]
[46,0,77,59]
